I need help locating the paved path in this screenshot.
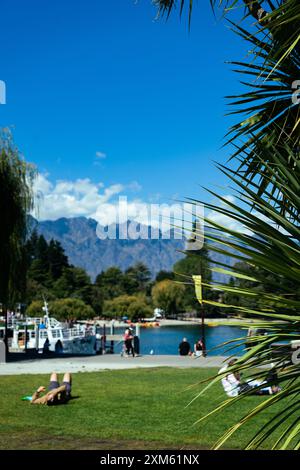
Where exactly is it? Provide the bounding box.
[0,354,228,375]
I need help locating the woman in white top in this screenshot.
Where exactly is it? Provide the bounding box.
[219,360,241,397]
[219,359,280,397]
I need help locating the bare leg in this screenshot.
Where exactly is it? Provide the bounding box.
[62,372,72,399]
[48,372,59,400]
[63,372,71,384]
[50,372,58,383]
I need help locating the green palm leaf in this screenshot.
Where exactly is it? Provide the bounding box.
[183,143,300,448]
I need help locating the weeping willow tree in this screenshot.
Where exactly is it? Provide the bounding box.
[152,0,300,449]
[0,129,35,327]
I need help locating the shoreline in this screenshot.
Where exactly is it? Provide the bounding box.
[160,318,255,327]
[94,318,255,328]
[1,317,255,330]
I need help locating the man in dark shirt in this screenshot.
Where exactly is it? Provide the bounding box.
[178,337,191,356]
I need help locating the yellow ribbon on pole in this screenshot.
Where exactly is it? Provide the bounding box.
[192,275,203,305]
[193,274,206,357]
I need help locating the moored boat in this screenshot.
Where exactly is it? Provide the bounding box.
[10,300,98,355]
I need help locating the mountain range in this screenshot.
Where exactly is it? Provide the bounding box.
[31,216,236,283]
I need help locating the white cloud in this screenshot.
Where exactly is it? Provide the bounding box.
[32,173,140,222]
[36,179,286,241]
[205,195,252,235]
[33,173,53,195]
[31,174,191,236]
[95,151,106,159]
[206,210,251,235]
[128,181,142,193]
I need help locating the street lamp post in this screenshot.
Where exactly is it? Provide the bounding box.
[193,275,207,357]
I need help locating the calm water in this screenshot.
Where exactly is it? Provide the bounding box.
[113,325,248,356]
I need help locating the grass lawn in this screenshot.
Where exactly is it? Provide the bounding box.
[0,367,288,450]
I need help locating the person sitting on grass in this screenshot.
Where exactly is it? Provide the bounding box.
[219,359,280,397]
[28,372,72,405]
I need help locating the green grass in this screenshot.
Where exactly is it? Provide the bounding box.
[0,367,289,450]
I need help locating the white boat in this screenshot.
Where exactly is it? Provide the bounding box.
[10,301,98,355]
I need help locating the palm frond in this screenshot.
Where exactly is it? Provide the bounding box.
[186,142,300,449]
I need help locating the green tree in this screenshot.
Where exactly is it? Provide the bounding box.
[26,233,69,286]
[25,228,39,263]
[25,236,104,313]
[26,298,94,321]
[47,239,69,281]
[53,266,92,303]
[155,270,175,282]
[95,267,126,300]
[151,280,185,317]
[26,300,44,317]
[125,262,151,293]
[89,285,104,317]
[223,261,300,313]
[49,298,94,321]
[26,234,51,286]
[25,278,56,304]
[25,232,71,304]
[121,270,139,295]
[103,294,136,319]
[103,294,152,321]
[173,244,214,314]
[127,299,153,321]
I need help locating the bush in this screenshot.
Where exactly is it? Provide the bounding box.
[103,294,152,320]
[152,280,185,317]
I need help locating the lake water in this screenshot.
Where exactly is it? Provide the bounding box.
[113,325,248,356]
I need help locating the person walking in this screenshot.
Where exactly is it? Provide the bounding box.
[124,328,135,357]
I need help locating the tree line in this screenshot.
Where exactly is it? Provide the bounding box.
[22,229,220,321]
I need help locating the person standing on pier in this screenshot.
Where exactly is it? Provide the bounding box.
[124,328,135,357]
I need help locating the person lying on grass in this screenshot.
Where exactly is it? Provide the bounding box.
[219,359,280,397]
[25,372,72,405]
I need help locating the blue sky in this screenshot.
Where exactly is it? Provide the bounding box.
[0,0,246,222]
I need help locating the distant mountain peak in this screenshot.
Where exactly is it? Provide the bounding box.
[31,216,236,283]
[34,216,185,280]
